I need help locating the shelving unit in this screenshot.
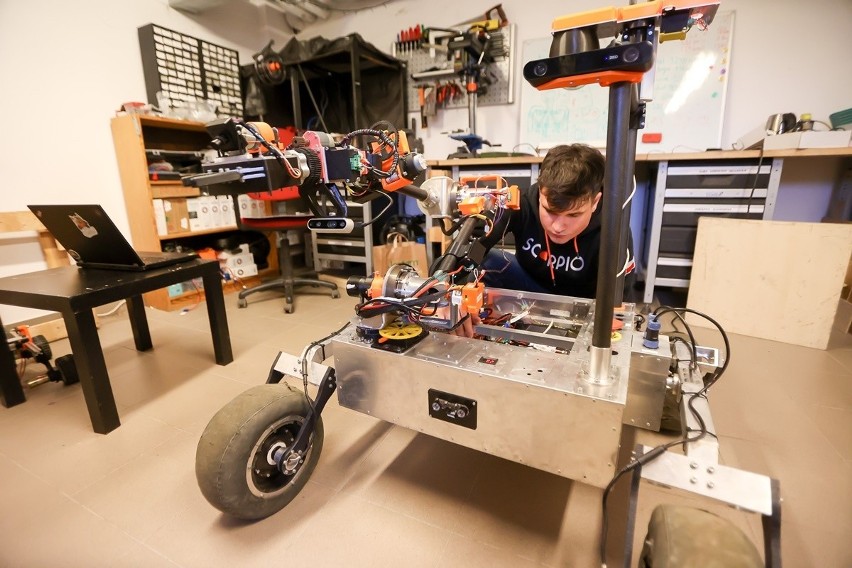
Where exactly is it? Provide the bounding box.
[642,158,783,303]
[110,114,274,311]
[311,200,373,275]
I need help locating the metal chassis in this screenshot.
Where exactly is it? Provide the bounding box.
[263,324,779,568]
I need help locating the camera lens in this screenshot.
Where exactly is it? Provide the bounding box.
[533,62,548,77]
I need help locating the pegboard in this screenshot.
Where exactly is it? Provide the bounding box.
[138,24,243,118]
[394,24,515,112]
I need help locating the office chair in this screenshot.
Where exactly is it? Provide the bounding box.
[235,187,338,313]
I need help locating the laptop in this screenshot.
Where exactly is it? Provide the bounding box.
[28,204,198,271]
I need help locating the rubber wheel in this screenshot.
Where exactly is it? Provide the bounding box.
[284,305,293,314]
[195,384,323,520]
[55,354,79,385]
[331,290,340,299]
[32,335,52,361]
[238,298,248,309]
[639,505,763,567]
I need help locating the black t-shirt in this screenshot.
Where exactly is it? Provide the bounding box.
[484,184,633,299]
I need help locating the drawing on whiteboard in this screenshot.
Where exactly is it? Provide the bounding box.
[519,11,735,154]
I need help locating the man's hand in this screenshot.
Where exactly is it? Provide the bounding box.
[434,305,482,338]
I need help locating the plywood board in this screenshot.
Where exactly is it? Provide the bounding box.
[687,218,852,349]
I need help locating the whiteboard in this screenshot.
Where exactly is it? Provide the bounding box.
[519,11,735,154]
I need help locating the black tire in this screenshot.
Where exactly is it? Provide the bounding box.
[32,335,52,361]
[639,505,763,568]
[55,354,79,385]
[195,384,323,520]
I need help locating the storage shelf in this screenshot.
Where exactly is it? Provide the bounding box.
[159,226,239,240]
[150,183,201,199]
[112,113,278,311]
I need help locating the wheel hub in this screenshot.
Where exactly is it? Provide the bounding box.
[247,415,307,497]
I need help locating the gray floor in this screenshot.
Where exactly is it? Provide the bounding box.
[1,288,850,567]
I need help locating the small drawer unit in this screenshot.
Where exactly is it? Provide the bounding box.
[643,158,782,303]
[310,200,373,274]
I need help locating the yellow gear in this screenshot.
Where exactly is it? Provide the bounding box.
[379,321,423,340]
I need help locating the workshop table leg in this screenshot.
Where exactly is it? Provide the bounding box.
[126,295,152,351]
[0,313,26,407]
[202,269,233,365]
[64,308,119,434]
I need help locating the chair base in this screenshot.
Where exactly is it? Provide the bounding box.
[238,276,339,313]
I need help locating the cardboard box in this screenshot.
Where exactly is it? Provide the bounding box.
[152,199,168,236]
[187,197,203,232]
[232,263,258,278]
[799,130,851,148]
[163,198,190,234]
[763,130,852,150]
[218,251,254,269]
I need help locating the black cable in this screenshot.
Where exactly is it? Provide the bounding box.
[670,336,697,370]
[355,290,447,319]
[440,217,464,236]
[300,321,352,410]
[670,312,698,370]
[339,128,399,180]
[744,146,766,218]
[370,120,398,144]
[653,306,730,387]
[599,306,730,566]
[357,190,394,229]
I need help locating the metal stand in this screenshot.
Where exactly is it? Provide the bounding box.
[590,81,637,382]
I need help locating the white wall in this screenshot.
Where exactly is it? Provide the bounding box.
[0,0,290,323]
[300,0,852,157]
[1,0,850,323]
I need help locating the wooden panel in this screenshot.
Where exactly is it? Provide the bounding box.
[1,211,74,338]
[0,211,47,232]
[687,217,852,349]
[111,114,161,252]
[150,183,200,199]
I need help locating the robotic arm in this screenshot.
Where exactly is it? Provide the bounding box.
[345,175,520,334]
[184,117,518,334]
[184,118,428,224]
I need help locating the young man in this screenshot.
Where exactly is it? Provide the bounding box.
[480,143,634,298]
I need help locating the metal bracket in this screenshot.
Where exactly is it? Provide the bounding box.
[270,341,335,387]
[637,445,773,516]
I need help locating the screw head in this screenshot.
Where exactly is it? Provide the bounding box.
[707,481,715,489]
[690,476,698,484]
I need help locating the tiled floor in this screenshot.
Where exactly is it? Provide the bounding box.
[1,288,850,567]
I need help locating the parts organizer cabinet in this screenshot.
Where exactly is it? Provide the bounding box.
[642,158,782,303]
[110,114,273,310]
[310,200,373,274]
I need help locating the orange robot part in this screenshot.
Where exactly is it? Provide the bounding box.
[461,282,485,314]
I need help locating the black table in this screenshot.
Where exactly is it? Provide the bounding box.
[0,259,232,433]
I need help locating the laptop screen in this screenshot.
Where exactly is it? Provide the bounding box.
[27,204,146,267]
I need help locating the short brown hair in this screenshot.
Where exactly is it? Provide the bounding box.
[537,144,604,212]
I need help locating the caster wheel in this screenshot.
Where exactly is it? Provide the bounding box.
[640,505,763,568]
[238,298,248,309]
[331,291,340,299]
[31,335,52,360]
[55,354,79,385]
[195,384,323,520]
[284,305,293,314]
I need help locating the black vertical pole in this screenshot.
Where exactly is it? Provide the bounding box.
[614,85,640,306]
[592,82,633,351]
[290,71,302,129]
[350,38,362,131]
